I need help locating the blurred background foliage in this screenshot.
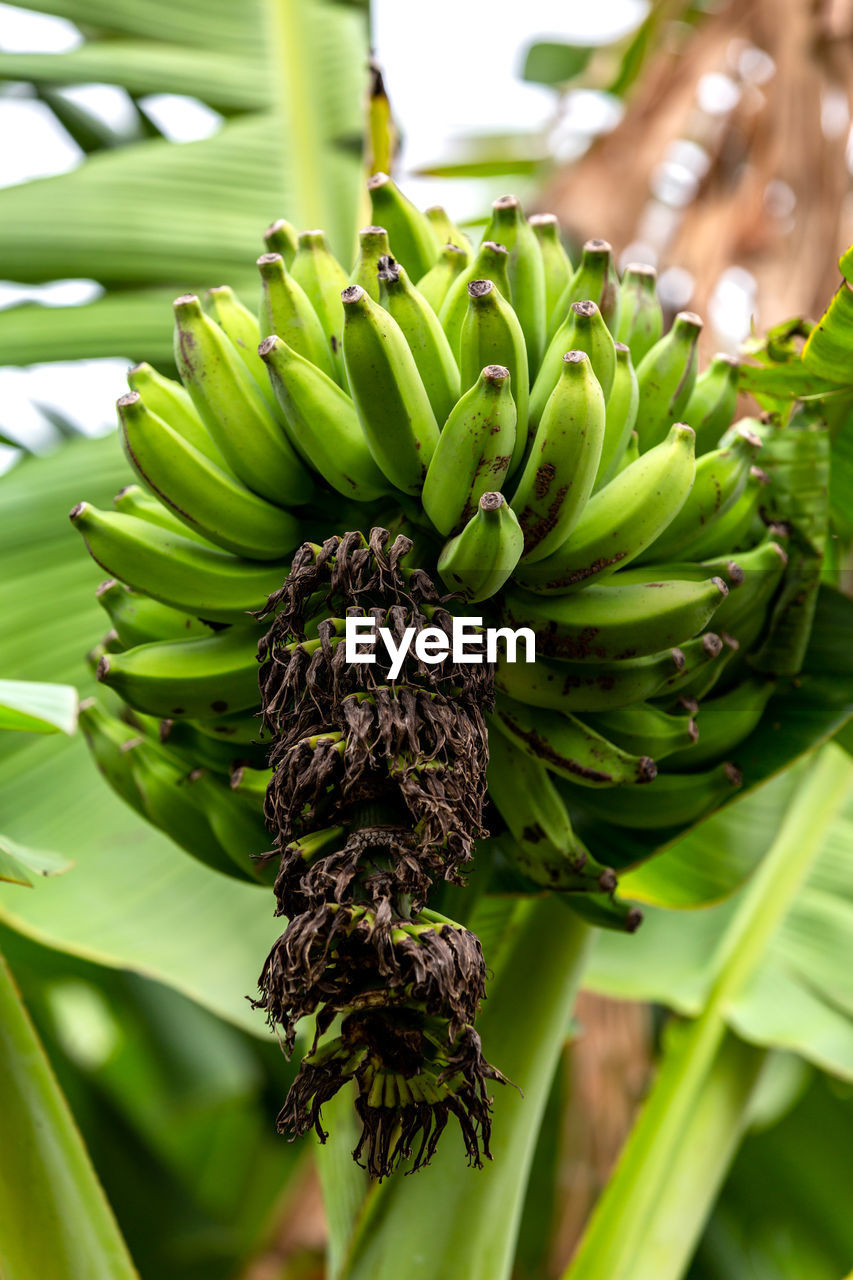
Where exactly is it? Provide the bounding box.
[1,1,853,1278]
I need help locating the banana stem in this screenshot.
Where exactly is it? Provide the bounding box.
[563,744,853,1280]
[341,895,591,1280]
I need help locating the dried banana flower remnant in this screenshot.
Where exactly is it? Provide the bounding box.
[253,528,505,1179]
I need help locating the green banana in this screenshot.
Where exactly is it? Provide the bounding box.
[263,217,298,266]
[97,626,261,719]
[531,300,615,437]
[96,578,210,648]
[514,423,696,593]
[341,284,439,495]
[416,243,469,313]
[259,335,389,502]
[654,633,725,698]
[117,391,302,560]
[664,678,775,770]
[377,255,460,424]
[439,240,512,362]
[678,464,768,563]
[638,425,763,562]
[158,718,267,773]
[189,710,263,745]
[422,365,516,535]
[615,263,662,363]
[635,310,703,452]
[112,483,212,543]
[437,491,523,602]
[69,503,290,624]
[483,194,546,368]
[616,430,639,475]
[189,768,272,873]
[685,353,740,454]
[173,293,314,508]
[511,349,605,563]
[367,171,440,279]
[594,342,639,490]
[256,252,335,379]
[424,204,471,251]
[529,213,573,323]
[203,285,273,405]
[290,229,349,384]
[550,238,620,337]
[502,574,728,661]
[126,362,228,469]
[78,699,149,820]
[349,225,393,301]
[459,279,528,473]
[562,760,742,829]
[487,731,625,894]
[491,696,657,788]
[584,702,698,761]
[494,646,688,714]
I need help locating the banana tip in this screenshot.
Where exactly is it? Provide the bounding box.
[69,501,86,522]
[625,908,643,933]
[96,654,110,681]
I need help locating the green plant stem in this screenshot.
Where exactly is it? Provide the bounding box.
[564,744,853,1280]
[0,948,138,1279]
[342,895,591,1280]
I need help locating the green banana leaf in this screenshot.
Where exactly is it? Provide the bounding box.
[586,747,853,1083]
[0,0,367,369]
[0,833,73,886]
[0,947,138,1280]
[0,677,78,733]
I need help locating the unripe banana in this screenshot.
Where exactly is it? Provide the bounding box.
[367,171,440,279]
[126,362,228,470]
[96,579,210,647]
[69,503,290,623]
[439,240,512,362]
[117,391,302,560]
[112,483,213,544]
[256,252,335,379]
[158,719,265,774]
[615,263,662,363]
[594,342,639,490]
[437,491,523,602]
[550,238,620,337]
[203,285,273,404]
[638,424,763,562]
[487,729,599,891]
[422,365,516,535]
[349,225,393,301]
[502,574,728,661]
[664,678,775,770]
[290,229,349,384]
[584,702,698,761]
[263,217,298,266]
[173,294,314,508]
[685,353,740,454]
[635,310,703,452]
[495,646,687,714]
[514,423,696,592]
[678,465,768,563]
[529,213,573,322]
[259,334,389,502]
[530,300,614,438]
[424,204,471,251]
[341,284,439,495]
[561,760,743,829]
[97,626,261,719]
[483,194,546,369]
[459,279,528,473]
[377,255,460,424]
[416,243,469,313]
[78,699,149,820]
[616,430,639,475]
[492,695,657,787]
[511,350,605,563]
[654,632,725,698]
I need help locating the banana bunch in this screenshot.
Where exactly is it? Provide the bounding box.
[70,171,809,1173]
